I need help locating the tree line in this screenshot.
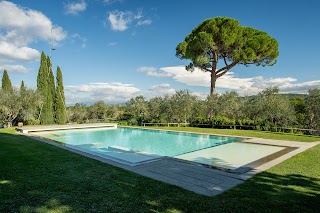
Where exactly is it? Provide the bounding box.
[0,52,66,127]
[66,87,320,135]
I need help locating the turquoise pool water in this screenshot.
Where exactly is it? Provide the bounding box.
[33,127,239,157]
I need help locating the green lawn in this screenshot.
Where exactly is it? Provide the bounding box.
[140,126,320,142]
[1,128,319,212]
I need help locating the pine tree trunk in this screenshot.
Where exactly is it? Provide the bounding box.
[210,72,217,96]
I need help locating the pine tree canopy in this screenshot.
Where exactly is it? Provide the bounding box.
[176,17,279,95]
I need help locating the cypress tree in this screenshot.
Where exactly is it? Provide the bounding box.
[47,56,55,124]
[55,66,67,124]
[2,70,13,92]
[20,80,26,94]
[37,52,55,124]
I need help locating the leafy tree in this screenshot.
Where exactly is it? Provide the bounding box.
[0,87,42,127]
[88,101,107,121]
[106,105,120,120]
[160,95,175,123]
[251,87,296,128]
[190,99,207,124]
[206,94,218,119]
[19,88,43,124]
[148,97,163,123]
[55,66,67,124]
[217,91,241,119]
[126,96,148,125]
[0,89,21,127]
[176,17,279,95]
[305,88,320,132]
[170,90,196,123]
[67,103,89,123]
[290,97,305,126]
[1,70,13,92]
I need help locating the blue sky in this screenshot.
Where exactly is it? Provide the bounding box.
[1,0,320,104]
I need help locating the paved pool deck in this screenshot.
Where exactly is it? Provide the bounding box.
[18,125,320,196]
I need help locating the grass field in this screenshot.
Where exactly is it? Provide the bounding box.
[141,126,320,142]
[1,127,319,212]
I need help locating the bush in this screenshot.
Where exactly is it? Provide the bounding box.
[25,118,40,125]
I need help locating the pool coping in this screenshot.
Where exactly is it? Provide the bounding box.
[17,124,320,196]
[16,123,117,134]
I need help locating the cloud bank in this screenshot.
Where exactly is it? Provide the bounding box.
[0,0,67,69]
[138,66,320,95]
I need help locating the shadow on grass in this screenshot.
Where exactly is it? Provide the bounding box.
[0,131,319,212]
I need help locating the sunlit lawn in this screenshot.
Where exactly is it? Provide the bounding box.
[0,127,319,212]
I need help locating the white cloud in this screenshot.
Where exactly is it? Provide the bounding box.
[108,11,132,31]
[107,10,152,31]
[279,80,320,94]
[0,41,40,61]
[65,82,140,104]
[149,83,176,96]
[137,19,152,26]
[0,1,67,62]
[0,64,29,73]
[65,1,87,15]
[146,66,320,96]
[137,66,174,77]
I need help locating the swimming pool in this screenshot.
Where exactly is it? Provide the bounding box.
[31,126,292,171]
[33,127,239,156]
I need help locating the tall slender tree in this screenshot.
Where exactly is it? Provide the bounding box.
[1,70,13,92]
[47,56,55,123]
[55,66,67,124]
[37,52,55,124]
[20,80,26,94]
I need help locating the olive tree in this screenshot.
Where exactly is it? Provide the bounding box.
[170,90,196,123]
[176,17,279,95]
[0,89,21,127]
[126,96,148,125]
[251,87,296,127]
[305,88,320,132]
[0,88,42,127]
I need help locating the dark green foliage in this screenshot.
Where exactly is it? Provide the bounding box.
[20,80,26,95]
[47,56,55,123]
[290,97,306,125]
[125,96,148,125]
[0,89,21,127]
[67,103,89,123]
[176,17,279,95]
[305,88,320,132]
[88,101,107,121]
[1,70,13,92]
[55,66,67,124]
[37,52,55,124]
[0,88,42,127]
